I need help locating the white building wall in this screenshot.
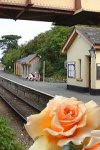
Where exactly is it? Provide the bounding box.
[91,56,96,89]
[96,51,100,89]
[67,34,91,88]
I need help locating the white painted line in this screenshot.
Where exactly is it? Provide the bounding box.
[0,75,54,98]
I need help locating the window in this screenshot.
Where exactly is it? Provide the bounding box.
[68,63,75,78]
[78,59,81,78]
[97,63,100,79]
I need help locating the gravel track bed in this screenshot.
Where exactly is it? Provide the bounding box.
[3,87,38,117]
[0,98,33,150]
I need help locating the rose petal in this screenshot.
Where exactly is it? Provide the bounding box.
[85,100,98,111]
[58,101,86,130]
[25,109,51,139]
[91,130,100,136]
[51,111,64,132]
[58,128,92,146]
[78,114,87,128]
[47,96,78,117]
[84,143,100,150]
[85,130,100,148]
[46,96,68,117]
[86,107,100,129]
[29,136,62,150]
[85,100,100,129]
[45,125,77,136]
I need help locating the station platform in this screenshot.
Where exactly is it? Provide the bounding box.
[0,71,100,104]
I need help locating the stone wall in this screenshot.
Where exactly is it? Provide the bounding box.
[0,76,53,111]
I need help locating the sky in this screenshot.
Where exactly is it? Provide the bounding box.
[0,19,52,58]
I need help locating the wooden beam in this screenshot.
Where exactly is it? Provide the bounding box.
[94,45,100,50]
[15,0,33,20]
[75,0,81,11]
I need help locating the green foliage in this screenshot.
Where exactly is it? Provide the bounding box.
[52,69,66,81]
[1,26,73,77]
[2,48,21,72]
[69,142,81,150]
[63,142,83,150]
[32,26,73,77]
[0,35,21,52]
[45,60,55,77]
[0,35,21,72]
[0,117,24,150]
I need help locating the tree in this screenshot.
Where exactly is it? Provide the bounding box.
[0,35,21,54]
[1,26,73,77]
[2,48,21,72]
[31,26,73,77]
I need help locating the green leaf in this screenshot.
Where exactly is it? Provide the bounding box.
[0,117,24,150]
[63,142,83,150]
[63,145,70,150]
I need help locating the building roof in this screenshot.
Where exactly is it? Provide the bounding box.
[62,26,100,53]
[0,0,100,26]
[77,27,100,45]
[17,54,40,64]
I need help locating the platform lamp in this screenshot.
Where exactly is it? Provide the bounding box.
[89,47,96,58]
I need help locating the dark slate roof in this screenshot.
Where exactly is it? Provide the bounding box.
[17,57,24,63]
[17,54,39,64]
[76,26,100,45]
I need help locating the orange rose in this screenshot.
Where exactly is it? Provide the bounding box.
[25,96,100,150]
[83,130,100,150]
[85,144,100,150]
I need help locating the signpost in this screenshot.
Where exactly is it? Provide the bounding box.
[43,61,45,82]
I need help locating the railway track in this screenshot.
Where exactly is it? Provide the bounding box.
[0,84,42,123]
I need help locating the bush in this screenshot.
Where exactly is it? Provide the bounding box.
[52,69,67,81]
[0,117,24,150]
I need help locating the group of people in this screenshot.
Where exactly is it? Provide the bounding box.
[26,72,40,81]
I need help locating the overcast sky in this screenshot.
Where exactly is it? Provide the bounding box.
[0,19,52,58]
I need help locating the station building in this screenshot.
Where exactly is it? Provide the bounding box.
[62,26,100,95]
[16,54,41,78]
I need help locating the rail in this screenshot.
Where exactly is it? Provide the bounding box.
[0,75,53,122]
